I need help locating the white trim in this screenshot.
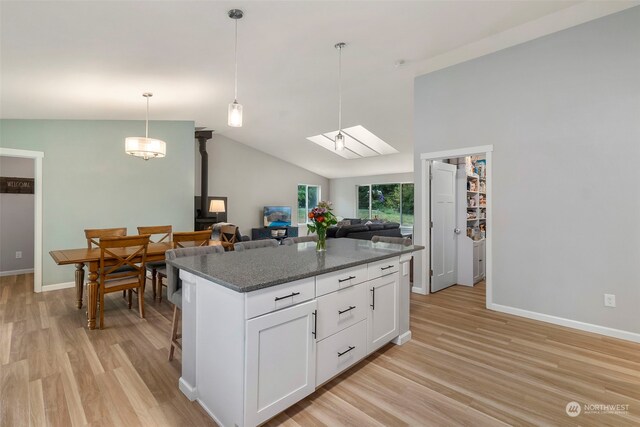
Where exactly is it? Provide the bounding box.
[0,268,34,277]
[417,145,494,299]
[179,377,198,401]
[391,331,412,346]
[411,286,427,295]
[42,281,74,292]
[0,148,44,293]
[415,157,429,295]
[414,2,637,77]
[484,151,493,308]
[420,145,494,160]
[489,303,640,344]
[0,148,44,159]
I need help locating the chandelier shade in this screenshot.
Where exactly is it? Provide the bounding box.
[125,137,166,160]
[125,92,166,160]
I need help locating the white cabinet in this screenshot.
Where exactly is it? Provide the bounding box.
[472,242,480,282]
[245,299,317,427]
[471,239,485,284]
[245,277,315,319]
[316,320,367,385]
[316,282,367,341]
[477,240,485,280]
[316,264,368,297]
[367,273,399,354]
[181,255,406,427]
[367,257,399,280]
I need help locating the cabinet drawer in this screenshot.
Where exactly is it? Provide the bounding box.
[245,277,315,319]
[316,320,367,386]
[316,282,367,340]
[367,257,400,280]
[316,264,368,297]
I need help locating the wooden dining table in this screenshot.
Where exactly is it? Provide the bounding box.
[50,241,222,330]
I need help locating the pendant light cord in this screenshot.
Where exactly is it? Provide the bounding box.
[338,45,342,132]
[234,17,238,101]
[145,95,149,138]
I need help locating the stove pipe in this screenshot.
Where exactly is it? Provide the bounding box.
[195,130,213,218]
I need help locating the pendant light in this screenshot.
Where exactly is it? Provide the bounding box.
[335,42,346,151]
[125,93,166,160]
[228,9,244,127]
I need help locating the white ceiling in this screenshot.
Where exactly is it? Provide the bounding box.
[1,1,635,178]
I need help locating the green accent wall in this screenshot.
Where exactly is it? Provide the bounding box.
[0,119,195,286]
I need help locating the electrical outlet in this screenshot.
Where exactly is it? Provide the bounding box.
[604,294,616,308]
[15,251,22,259]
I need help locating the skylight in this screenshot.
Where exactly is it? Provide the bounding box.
[306,125,399,159]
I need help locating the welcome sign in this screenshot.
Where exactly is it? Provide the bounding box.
[0,177,34,194]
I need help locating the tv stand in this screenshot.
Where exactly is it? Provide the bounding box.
[251,226,299,241]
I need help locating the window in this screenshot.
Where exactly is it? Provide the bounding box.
[356,183,414,226]
[298,184,320,223]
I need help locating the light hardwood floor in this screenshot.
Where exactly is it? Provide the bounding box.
[1,274,639,426]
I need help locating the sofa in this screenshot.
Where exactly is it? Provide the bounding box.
[327,218,402,241]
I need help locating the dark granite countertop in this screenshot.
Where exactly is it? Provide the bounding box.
[166,238,424,293]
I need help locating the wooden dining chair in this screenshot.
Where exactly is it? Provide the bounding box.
[137,225,172,300]
[85,227,127,249]
[220,225,238,251]
[97,235,150,329]
[155,230,211,302]
[172,230,211,248]
[85,227,130,299]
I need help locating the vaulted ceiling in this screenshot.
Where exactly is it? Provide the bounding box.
[1,1,634,177]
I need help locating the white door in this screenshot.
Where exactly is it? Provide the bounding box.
[430,161,457,292]
[367,273,399,354]
[245,299,317,427]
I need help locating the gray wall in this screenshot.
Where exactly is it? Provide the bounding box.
[0,156,35,273]
[330,172,414,219]
[414,7,640,334]
[0,119,195,286]
[195,134,330,235]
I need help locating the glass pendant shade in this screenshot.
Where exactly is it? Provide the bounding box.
[335,132,345,151]
[125,137,166,160]
[228,101,243,127]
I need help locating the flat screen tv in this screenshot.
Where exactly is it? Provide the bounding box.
[263,206,292,228]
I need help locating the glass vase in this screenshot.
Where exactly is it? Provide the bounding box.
[316,228,327,252]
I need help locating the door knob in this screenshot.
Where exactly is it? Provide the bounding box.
[454,228,461,234]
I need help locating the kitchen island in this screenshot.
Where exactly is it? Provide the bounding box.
[167,238,423,427]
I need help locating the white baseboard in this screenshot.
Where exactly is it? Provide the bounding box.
[0,268,34,277]
[488,303,640,344]
[179,377,197,401]
[411,286,428,295]
[42,281,75,292]
[392,331,412,345]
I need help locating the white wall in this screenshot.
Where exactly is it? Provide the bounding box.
[414,7,640,335]
[0,119,195,286]
[0,156,34,273]
[195,134,329,235]
[329,172,414,219]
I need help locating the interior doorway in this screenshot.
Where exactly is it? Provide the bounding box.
[0,148,44,292]
[417,145,493,305]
